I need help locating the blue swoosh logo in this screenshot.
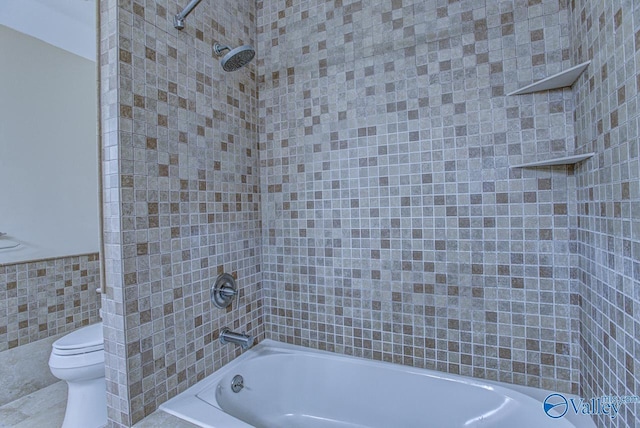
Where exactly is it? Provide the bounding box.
[543,394,568,418]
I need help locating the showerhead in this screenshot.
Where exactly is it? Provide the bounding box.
[214,44,255,72]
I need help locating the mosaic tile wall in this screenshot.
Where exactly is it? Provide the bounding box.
[571,0,640,426]
[0,253,101,352]
[257,0,581,394]
[100,0,262,425]
[100,1,130,424]
[99,0,639,425]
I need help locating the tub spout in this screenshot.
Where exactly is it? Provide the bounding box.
[220,328,254,350]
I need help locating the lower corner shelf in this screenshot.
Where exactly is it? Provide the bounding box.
[511,153,595,168]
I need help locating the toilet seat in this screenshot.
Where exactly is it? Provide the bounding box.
[52,323,104,356]
[52,344,104,356]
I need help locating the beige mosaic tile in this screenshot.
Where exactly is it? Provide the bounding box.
[100,0,261,425]
[257,0,580,396]
[571,1,640,427]
[0,253,101,352]
[96,1,639,428]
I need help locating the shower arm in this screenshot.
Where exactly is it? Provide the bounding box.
[174,0,204,30]
[213,44,231,56]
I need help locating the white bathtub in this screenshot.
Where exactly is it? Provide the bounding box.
[160,340,595,428]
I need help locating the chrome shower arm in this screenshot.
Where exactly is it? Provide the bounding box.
[213,44,231,56]
[174,0,204,30]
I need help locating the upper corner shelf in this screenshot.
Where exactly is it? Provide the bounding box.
[511,153,595,168]
[507,61,591,96]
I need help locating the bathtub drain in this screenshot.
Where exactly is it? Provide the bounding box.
[231,374,244,393]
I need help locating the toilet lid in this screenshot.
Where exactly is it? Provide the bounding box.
[52,322,104,355]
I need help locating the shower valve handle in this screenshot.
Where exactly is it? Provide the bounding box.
[220,286,237,297]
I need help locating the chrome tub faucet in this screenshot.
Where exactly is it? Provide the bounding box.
[220,328,254,350]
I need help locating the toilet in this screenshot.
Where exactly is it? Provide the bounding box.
[49,322,107,428]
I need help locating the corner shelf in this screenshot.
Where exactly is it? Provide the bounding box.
[507,61,591,96]
[511,153,595,168]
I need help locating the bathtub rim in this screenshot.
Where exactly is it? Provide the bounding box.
[160,339,595,428]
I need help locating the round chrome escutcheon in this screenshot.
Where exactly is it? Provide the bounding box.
[211,273,238,309]
[231,374,244,393]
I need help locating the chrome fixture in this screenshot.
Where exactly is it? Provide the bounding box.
[213,43,255,72]
[211,273,238,309]
[231,375,244,393]
[173,0,255,72]
[220,328,254,350]
[174,0,203,30]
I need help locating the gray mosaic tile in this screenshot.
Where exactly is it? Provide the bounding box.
[94,1,639,427]
[100,0,261,425]
[571,0,640,427]
[257,0,580,397]
[0,254,101,351]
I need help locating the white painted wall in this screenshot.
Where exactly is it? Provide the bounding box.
[0,0,96,61]
[0,24,99,264]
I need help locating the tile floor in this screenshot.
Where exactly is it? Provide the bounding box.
[0,382,66,428]
[0,381,197,428]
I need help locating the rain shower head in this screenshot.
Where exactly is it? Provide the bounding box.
[214,44,255,72]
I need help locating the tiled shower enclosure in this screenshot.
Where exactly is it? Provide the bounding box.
[96,0,638,427]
